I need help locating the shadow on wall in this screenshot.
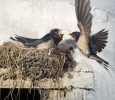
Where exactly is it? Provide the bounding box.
[0,89,40,100]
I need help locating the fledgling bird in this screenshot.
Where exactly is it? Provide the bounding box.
[10,29,64,49]
[69,0,114,74]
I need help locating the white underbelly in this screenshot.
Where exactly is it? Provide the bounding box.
[37,39,54,49]
[77,35,89,55]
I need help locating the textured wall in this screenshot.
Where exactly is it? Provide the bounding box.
[0,0,115,99]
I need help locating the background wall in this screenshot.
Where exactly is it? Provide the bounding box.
[0,0,115,99]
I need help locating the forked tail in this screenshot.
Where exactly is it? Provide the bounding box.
[89,55,115,76]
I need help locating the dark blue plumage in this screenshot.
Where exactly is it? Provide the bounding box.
[10,29,64,49]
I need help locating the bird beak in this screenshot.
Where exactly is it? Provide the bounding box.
[58,29,64,40]
[58,29,62,35]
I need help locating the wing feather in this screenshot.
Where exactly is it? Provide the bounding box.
[81,0,87,20]
[15,35,39,43]
[90,29,108,53]
[84,0,91,22]
[84,14,92,26]
[75,0,92,38]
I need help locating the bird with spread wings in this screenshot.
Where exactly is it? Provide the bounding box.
[69,0,115,75]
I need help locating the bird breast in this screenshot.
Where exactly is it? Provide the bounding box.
[37,39,54,49]
[77,34,89,55]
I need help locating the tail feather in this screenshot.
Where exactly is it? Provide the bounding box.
[97,60,112,77]
[10,37,25,47]
[89,54,115,76]
[10,37,17,41]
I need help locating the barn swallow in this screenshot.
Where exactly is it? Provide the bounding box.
[10,29,64,49]
[69,0,115,74]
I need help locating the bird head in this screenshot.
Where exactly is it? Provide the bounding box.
[69,31,80,41]
[50,29,64,46]
[50,29,64,40]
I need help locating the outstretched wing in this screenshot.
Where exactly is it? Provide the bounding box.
[75,0,92,38]
[75,0,92,55]
[90,29,108,53]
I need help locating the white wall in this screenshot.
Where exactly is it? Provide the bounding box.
[0,0,115,99]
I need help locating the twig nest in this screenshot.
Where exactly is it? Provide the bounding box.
[0,42,76,82]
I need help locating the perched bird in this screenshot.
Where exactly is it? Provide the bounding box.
[69,0,114,74]
[10,29,64,49]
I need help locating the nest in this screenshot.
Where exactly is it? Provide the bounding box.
[0,42,76,82]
